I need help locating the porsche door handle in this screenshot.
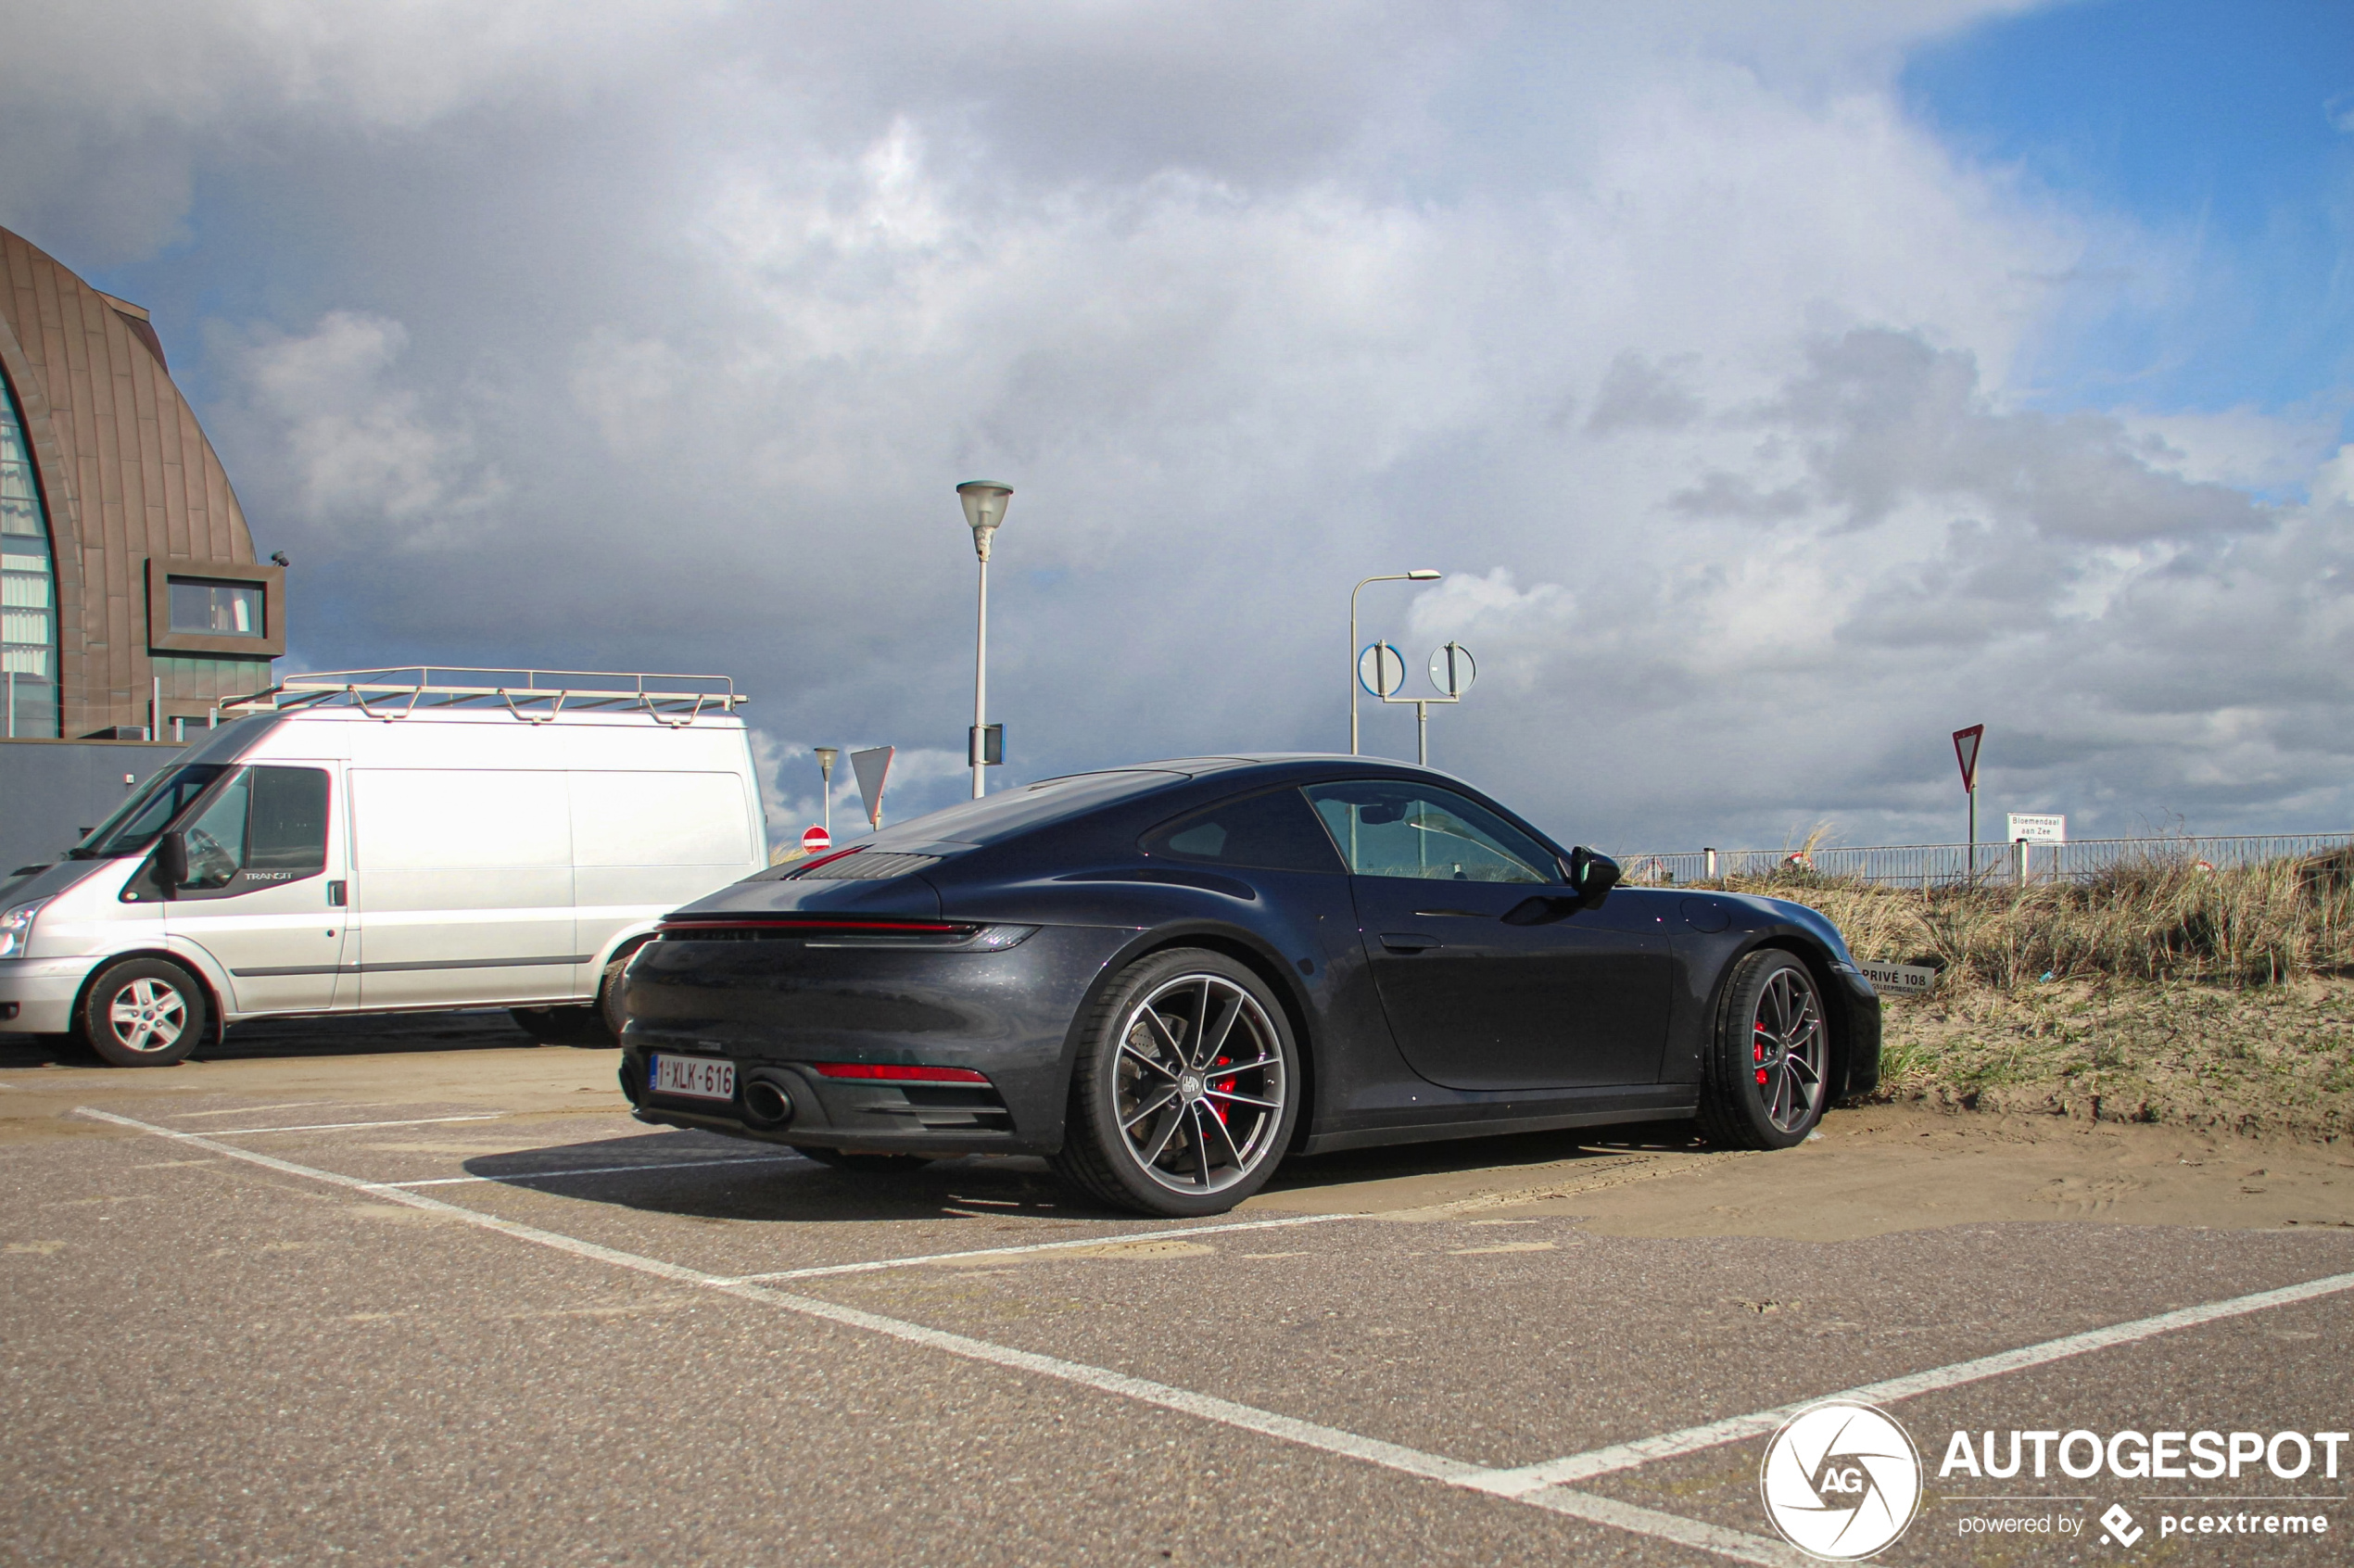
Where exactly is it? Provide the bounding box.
[1379,932,1440,953]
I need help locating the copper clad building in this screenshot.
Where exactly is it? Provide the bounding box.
[0,225,282,739]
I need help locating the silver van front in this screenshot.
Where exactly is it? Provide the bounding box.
[0,720,276,1034]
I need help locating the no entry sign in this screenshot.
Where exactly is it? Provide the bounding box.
[801,825,831,854]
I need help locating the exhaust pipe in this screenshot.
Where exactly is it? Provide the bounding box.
[741,1076,795,1129]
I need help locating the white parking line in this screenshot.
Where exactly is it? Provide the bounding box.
[711,1212,1361,1283]
[387,1154,810,1187]
[76,1105,1804,1567]
[202,1114,506,1136]
[171,1102,340,1119]
[1472,1268,2354,1497]
[91,1104,2354,1566]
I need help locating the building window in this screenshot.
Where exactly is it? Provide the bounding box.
[169,577,264,638]
[0,368,58,738]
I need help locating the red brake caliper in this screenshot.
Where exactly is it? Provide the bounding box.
[1210,1056,1235,1123]
[1753,1022,1770,1087]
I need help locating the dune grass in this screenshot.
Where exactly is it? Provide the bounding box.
[1722,854,2354,988]
[1698,853,2354,1138]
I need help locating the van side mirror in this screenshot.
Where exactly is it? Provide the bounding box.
[154,831,188,895]
[1567,846,1620,908]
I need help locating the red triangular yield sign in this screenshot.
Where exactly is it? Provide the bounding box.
[1952,726,1983,792]
[851,746,893,828]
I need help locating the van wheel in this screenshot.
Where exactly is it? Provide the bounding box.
[509,1005,606,1045]
[81,958,209,1068]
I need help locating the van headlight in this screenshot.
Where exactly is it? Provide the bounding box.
[0,899,46,959]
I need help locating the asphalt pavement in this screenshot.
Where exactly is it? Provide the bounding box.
[3,1015,2349,1566]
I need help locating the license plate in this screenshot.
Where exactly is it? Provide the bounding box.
[651,1055,736,1102]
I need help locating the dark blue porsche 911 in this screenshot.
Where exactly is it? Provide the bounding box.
[616,755,1880,1217]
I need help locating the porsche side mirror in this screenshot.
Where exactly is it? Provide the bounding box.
[1567,846,1620,908]
[154,830,188,896]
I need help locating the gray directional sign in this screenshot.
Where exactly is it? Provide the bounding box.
[1428,641,1476,698]
[1357,642,1405,698]
[850,745,893,828]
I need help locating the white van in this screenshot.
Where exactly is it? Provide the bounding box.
[0,669,767,1066]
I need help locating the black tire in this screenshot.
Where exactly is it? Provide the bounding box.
[1051,947,1299,1218]
[512,942,647,1046]
[595,942,646,1043]
[791,1146,934,1174]
[509,1005,606,1044]
[1697,948,1831,1150]
[80,958,209,1068]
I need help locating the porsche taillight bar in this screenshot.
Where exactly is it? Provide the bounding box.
[656,917,977,939]
[810,1063,992,1083]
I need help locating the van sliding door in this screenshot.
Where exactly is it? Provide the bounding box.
[347,769,578,1007]
[568,769,759,989]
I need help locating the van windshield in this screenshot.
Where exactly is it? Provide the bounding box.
[70,765,232,859]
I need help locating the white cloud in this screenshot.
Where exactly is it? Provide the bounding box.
[227,312,501,548]
[1399,570,1577,698]
[2116,405,2348,495]
[2310,444,2354,509]
[0,0,722,131]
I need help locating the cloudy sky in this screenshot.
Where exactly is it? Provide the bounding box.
[6,0,2350,853]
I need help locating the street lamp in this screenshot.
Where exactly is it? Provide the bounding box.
[957,480,1014,799]
[1349,569,1441,755]
[814,747,839,838]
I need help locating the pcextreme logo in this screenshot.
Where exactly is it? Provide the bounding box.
[1759,1401,1925,1561]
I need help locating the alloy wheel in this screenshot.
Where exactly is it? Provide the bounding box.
[107,978,188,1055]
[1112,973,1286,1196]
[1750,964,1826,1133]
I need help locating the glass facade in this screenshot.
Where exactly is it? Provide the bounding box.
[169,576,264,637]
[0,368,58,738]
[151,654,274,708]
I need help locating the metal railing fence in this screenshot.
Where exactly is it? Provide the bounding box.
[1614,833,2354,889]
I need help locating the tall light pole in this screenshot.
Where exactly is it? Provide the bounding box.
[1349,569,1442,755]
[957,481,1014,799]
[814,747,839,838]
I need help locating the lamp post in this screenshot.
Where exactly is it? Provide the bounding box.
[814,747,839,838]
[957,481,1014,799]
[1348,570,1441,755]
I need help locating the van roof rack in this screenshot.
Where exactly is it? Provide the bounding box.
[221,667,747,727]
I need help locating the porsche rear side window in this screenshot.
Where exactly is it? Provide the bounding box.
[1139,789,1345,874]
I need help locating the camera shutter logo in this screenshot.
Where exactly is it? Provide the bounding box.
[1759,1401,1924,1561]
